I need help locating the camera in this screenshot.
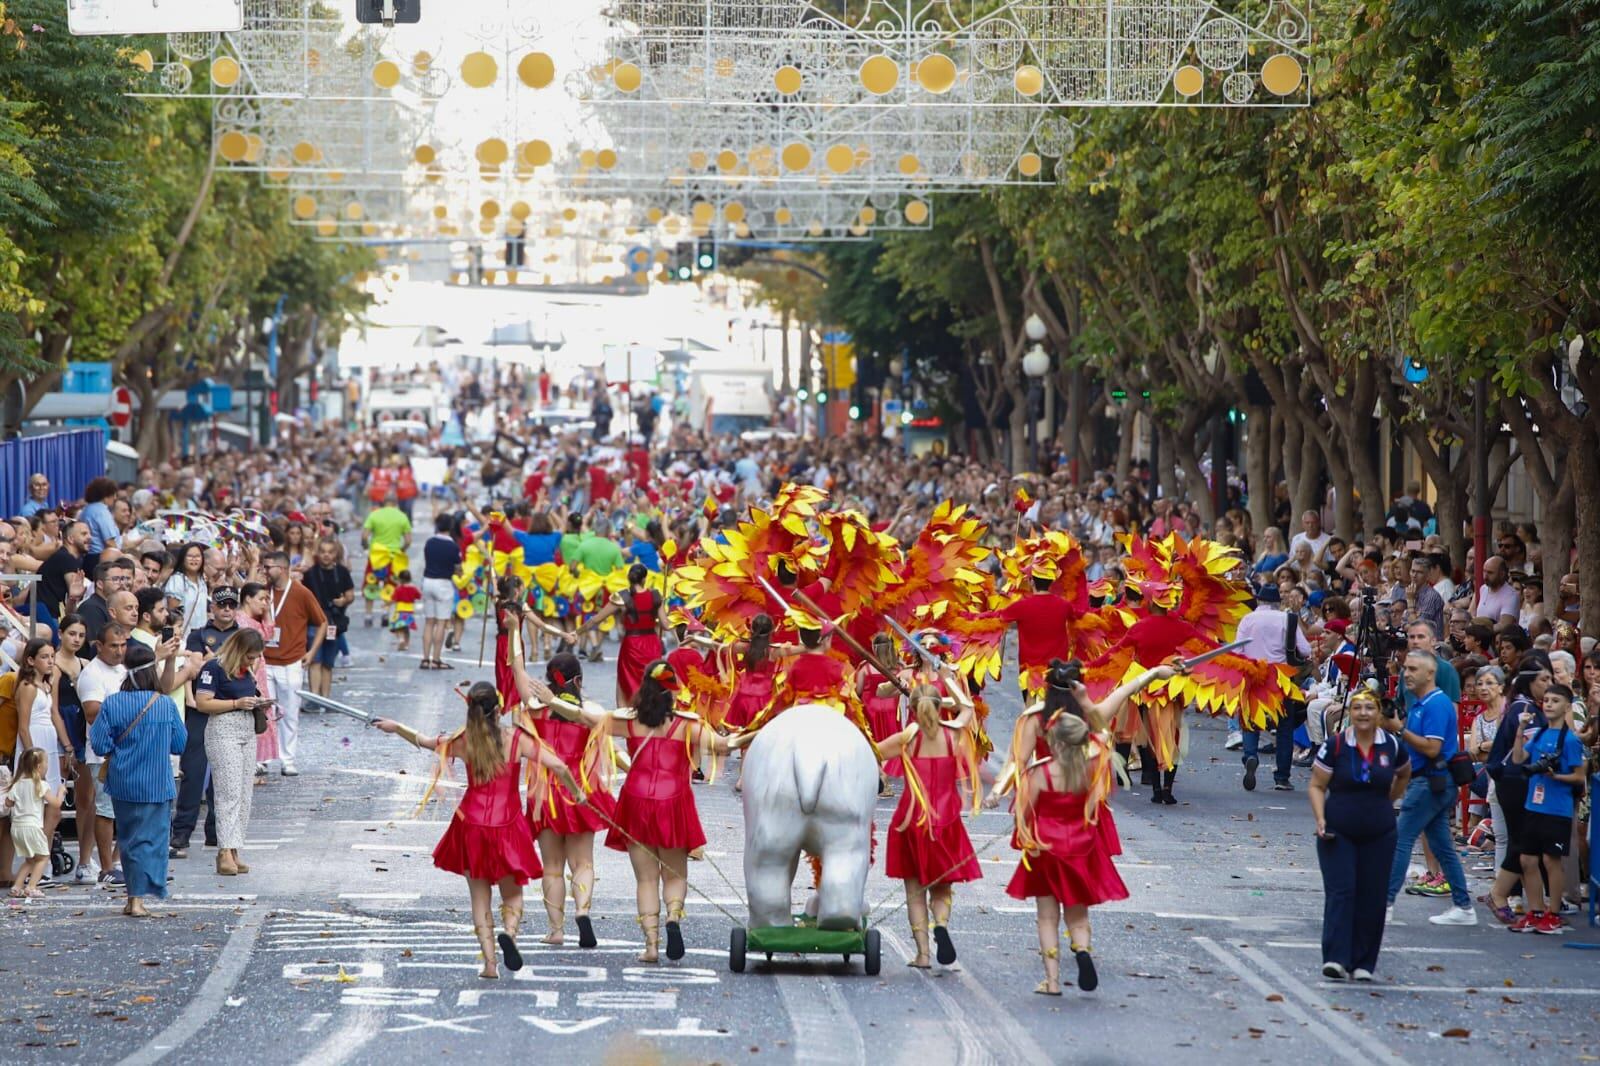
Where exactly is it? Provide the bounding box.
[1525,754,1562,777]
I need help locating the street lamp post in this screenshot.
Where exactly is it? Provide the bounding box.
[1023,314,1049,472]
[1202,346,1224,524]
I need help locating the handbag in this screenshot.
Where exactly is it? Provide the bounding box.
[1446,751,1476,788]
[252,705,269,736]
[97,693,162,784]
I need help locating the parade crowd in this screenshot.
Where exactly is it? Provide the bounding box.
[1,391,1594,992]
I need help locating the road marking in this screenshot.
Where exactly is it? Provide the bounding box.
[880,928,989,1065]
[171,893,259,901]
[1227,938,1409,1065]
[335,819,452,825]
[636,1017,732,1038]
[331,766,463,787]
[117,908,267,1066]
[298,1014,332,1033]
[1262,941,1485,955]
[338,892,423,900]
[523,1017,613,1035]
[885,926,1050,1066]
[457,989,558,1008]
[351,843,423,852]
[773,970,865,1065]
[1321,984,1600,996]
[386,1013,487,1033]
[293,1008,385,1066]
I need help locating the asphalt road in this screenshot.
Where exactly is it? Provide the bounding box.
[3,563,1598,1064]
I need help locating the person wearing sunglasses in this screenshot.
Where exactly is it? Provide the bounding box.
[19,475,49,518]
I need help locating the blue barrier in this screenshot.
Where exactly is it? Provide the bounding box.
[0,430,107,516]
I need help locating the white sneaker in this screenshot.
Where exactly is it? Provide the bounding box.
[1351,968,1374,982]
[1225,731,1244,751]
[1321,961,1348,980]
[1385,905,1396,925]
[337,654,353,668]
[1428,906,1478,926]
[281,763,300,777]
[74,862,97,885]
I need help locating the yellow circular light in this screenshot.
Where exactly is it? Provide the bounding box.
[325,171,344,183]
[292,195,317,220]
[345,201,365,221]
[716,149,738,172]
[646,207,664,223]
[859,206,877,224]
[460,51,498,88]
[597,148,618,170]
[691,202,714,225]
[1261,54,1303,97]
[859,55,899,95]
[412,51,432,74]
[413,144,436,165]
[217,130,249,162]
[774,66,803,94]
[898,152,921,175]
[510,201,531,220]
[1014,64,1043,96]
[372,60,401,89]
[243,134,263,163]
[292,141,318,164]
[724,202,746,223]
[714,56,735,78]
[807,220,824,237]
[131,49,155,74]
[316,218,337,237]
[825,144,854,174]
[781,143,811,171]
[904,200,929,224]
[1173,64,1204,97]
[613,62,642,93]
[481,200,501,218]
[518,52,556,88]
[210,56,241,87]
[476,138,509,166]
[688,150,708,170]
[432,205,448,220]
[520,140,552,167]
[663,217,682,235]
[1018,152,1042,177]
[362,223,377,237]
[774,207,792,224]
[916,53,957,94]
[654,249,669,263]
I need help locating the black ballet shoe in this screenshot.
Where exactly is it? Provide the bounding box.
[932,925,957,966]
[1074,950,1098,992]
[664,920,685,961]
[576,915,598,949]
[1150,788,1166,805]
[1161,791,1178,805]
[496,932,524,972]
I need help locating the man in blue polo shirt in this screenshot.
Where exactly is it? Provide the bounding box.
[1383,650,1477,925]
[1509,683,1588,934]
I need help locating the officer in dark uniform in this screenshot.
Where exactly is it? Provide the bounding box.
[171,587,242,855]
[186,586,241,657]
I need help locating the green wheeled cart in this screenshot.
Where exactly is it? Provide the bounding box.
[729,917,880,975]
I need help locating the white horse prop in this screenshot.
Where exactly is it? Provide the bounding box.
[740,704,879,931]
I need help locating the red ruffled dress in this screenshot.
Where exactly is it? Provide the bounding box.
[1006,770,1128,907]
[885,733,981,885]
[433,742,543,884]
[605,717,707,853]
[494,607,518,715]
[1032,727,1121,858]
[526,714,618,837]
[860,669,904,778]
[724,656,777,729]
[616,591,664,705]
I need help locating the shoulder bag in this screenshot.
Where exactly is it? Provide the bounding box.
[97,693,162,784]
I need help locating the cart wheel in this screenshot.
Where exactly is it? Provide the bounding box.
[729,928,746,973]
[863,928,881,976]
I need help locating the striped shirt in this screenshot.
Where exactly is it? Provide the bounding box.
[88,690,186,803]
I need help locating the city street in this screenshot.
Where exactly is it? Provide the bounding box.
[4,612,1596,1066]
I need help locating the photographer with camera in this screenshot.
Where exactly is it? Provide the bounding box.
[1382,651,1477,926]
[1506,682,1587,934]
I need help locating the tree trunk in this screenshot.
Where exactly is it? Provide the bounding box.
[1324,438,1356,540]
[1114,402,1136,484]
[1174,430,1214,527]
[1570,440,1600,633]
[1245,405,1272,537]
[779,308,792,395]
[1008,400,1029,475]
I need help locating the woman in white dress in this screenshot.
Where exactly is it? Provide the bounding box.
[13,637,69,847]
[164,542,210,637]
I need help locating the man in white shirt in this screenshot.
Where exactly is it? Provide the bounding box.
[1473,556,1521,626]
[76,623,130,885]
[1235,585,1311,792]
[1428,552,1456,601]
[1288,510,1332,565]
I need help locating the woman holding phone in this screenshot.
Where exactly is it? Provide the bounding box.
[1307,688,1411,981]
[193,630,272,876]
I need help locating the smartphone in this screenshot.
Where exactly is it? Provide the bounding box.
[160,626,174,643]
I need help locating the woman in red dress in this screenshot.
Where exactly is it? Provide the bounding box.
[858,633,906,792]
[374,682,581,980]
[508,650,617,949]
[1007,712,1128,996]
[492,579,527,715]
[874,673,979,970]
[577,564,666,705]
[537,661,750,963]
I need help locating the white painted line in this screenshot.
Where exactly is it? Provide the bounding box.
[298,1013,332,1033]
[894,925,1051,1066]
[1263,941,1484,955]
[335,819,451,825]
[172,893,259,901]
[1229,940,1409,1065]
[351,844,421,852]
[243,838,299,845]
[1154,912,1246,922]
[1193,937,1389,1066]
[293,1007,386,1066]
[1321,985,1600,996]
[773,967,866,1065]
[118,909,267,1066]
[1246,867,1320,876]
[337,892,422,900]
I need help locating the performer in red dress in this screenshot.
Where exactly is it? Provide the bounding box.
[858,633,906,789]
[718,614,796,729]
[509,651,618,949]
[1007,713,1128,996]
[576,563,665,705]
[875,672,979,969]
[492,579,527,716]
[374,682,580,980]
[536,661,750,964]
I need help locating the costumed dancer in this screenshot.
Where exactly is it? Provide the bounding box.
[536,661,750,963]
[508,650,618,948]
[1006,713,1127,995]
[874,672,980,968]
[492,578,528,716]
[753,614,869,737]
[577,563,667,706]
[373,682,582,980]
[858,633,906,793]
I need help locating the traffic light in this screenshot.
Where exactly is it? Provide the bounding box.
[816,390,827,403]
[695,240,715,272]
[504,235,525,268]
[356,0,419,24]
[1110,387,1127,402]
[797,387,809,401]
[673,241,693,281]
